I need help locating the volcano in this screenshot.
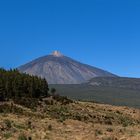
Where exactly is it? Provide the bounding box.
[18,51,117,84]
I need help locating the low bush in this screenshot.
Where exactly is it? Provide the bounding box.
[14,98,38,109]
[48,124,52,131]
[4,119,12,128]
[0,104,23,114]
[3,132,12,139]
[52,94,73,105]
[106,128,113,132]
[18,134,28,140]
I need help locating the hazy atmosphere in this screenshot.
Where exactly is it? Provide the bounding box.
[0,0,140,77]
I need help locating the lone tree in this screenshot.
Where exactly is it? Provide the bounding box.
[51,88,56,95]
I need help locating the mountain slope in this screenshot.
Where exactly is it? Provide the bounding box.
[18,51,116,84]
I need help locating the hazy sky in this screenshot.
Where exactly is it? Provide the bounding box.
[0,0,140,77]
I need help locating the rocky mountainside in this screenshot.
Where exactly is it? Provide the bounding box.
[18,51,116,84]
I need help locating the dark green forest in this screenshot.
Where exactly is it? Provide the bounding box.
[0,68,49,101]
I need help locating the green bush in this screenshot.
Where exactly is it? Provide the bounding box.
[106,128,113,132]
[27,120,32,129]
[0,104,23,114]
[4,119,12,128]
[48,124,52,131]
[18,134,28,140]
[95,129,103,136]
[14,97,38,109]
[3,132,12,139]
[53,94,73,105]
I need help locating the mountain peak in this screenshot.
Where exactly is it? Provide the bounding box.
[19,52,116,84]
[51,51,63,57]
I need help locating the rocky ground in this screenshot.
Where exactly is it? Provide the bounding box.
[0,99,140,140]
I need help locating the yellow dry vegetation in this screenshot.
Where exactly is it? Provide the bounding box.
[0,101,140,140]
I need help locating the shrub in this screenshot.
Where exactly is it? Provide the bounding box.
[27,121,32,129]
[53,95,73,105]
[0,104,11,113]
[106,128,113,132]
[18,134,28,140]
[28,137,32,140]
[14,123,26,130]
[95,129,103,136]
[3,132,12,139]
[14,98,38,109]
[4,119,12,128]
[48,124,52,131]
[59,116,66,122]
[74,114,82,121]
[104,119,113,125]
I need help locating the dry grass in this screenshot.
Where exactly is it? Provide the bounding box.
[0,101,140,140]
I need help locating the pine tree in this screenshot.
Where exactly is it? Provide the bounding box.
[0,80,5,101]
[0,68,49,100]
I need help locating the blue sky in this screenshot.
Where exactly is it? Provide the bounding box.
[0,0,140,77]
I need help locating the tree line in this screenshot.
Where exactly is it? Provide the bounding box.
[0,68,49,101]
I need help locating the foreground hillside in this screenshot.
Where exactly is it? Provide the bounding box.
[0,99,140,140]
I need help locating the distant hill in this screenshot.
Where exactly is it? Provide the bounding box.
[50,77,140,108]
[50,84,140,108]
[18,51,116,84]
[87,77,140,90]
